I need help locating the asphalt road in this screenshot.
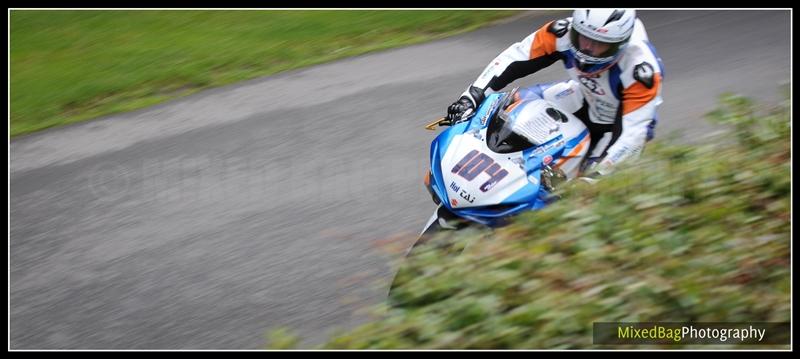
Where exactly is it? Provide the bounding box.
[10,10,791,349]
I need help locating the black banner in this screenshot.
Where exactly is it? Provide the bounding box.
[593,322,790,345]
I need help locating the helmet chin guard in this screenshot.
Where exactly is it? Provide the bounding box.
[573,52,624,77]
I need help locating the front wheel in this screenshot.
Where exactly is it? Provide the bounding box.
[404,205,470,258]
[387,206,473,305]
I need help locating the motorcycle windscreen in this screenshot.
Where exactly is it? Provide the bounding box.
[486,99,565,154]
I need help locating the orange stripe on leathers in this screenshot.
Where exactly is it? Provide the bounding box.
[530,21,558,59]
[622,73,662,115]
[554,135,590,168]
[504,92,523,112]
[505,99,523,112]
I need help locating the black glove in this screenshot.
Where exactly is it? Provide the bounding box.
[446,86,485,123]
[446,97,475,123]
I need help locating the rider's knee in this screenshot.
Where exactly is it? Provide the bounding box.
[646,117,658,141]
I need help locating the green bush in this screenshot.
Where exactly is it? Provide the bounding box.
[267,93,790,349]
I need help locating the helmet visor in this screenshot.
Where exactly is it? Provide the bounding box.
[569,29,625,63]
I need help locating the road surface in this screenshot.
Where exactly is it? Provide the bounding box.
[10,10,790,349]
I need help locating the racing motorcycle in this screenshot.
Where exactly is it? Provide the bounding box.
[388,83,592,302]
[411,82,592,255]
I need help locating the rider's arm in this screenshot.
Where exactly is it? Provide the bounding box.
[598,57,663,174]
[468,19,567,97]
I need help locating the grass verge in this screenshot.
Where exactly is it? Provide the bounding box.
[10,10,518,136]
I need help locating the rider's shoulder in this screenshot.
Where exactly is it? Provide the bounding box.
[543,17,572,38]
[619,21,662,76]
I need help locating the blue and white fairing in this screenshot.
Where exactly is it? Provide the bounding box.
[427,89,590,227]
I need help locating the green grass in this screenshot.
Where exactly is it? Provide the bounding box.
[10,10,517,137]
[266,92,791,349]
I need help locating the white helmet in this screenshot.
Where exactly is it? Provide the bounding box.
[569,9,636,74]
